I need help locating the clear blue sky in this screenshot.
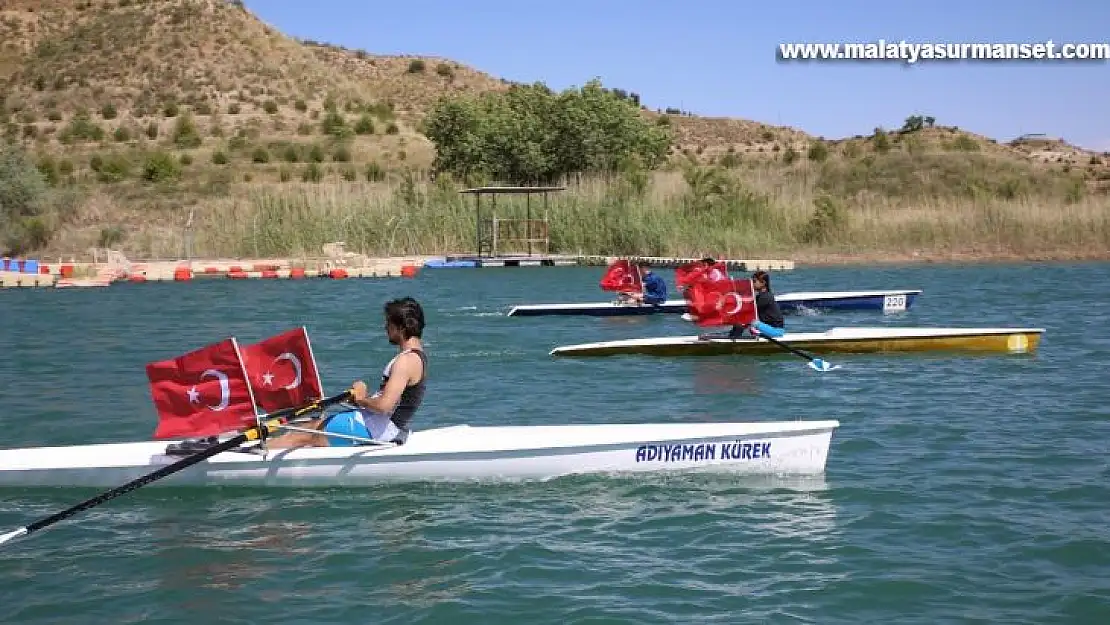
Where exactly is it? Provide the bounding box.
[243,0,1109,150]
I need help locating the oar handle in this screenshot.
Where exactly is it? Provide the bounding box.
[0,390,353,548]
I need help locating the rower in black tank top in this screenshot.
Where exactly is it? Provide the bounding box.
[379,347,427,433]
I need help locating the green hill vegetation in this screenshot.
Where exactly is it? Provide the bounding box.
[1,0,1108,262]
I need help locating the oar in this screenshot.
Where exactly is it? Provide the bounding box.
[0,390,353,548]
[755,330,838,372]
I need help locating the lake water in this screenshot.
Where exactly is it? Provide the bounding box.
[1,261,1108,624]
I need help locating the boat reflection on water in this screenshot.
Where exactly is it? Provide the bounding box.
[691,360,764,397]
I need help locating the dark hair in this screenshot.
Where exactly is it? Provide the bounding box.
[751,270,771,288]
[384,297,424,339]
[700,257,716,264]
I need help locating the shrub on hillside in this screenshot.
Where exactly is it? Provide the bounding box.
[172,114,203,149]
[365,162,384,182]
[302,162,322,182]
[320,110,352,138]
[142,151,182,183]
[354,114,375,135]
[59,111,105,143]
[0,141,78,254]
[92,152,132,183]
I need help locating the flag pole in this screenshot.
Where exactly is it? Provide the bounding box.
[231,337,269,454]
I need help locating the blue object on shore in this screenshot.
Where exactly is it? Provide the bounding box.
[425,258,480,268]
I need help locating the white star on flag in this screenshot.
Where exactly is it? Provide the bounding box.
[187,386,200,403]
[262,371,274,386]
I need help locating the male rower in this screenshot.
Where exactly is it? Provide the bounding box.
[620,260,667,306]
[267,296,428,448]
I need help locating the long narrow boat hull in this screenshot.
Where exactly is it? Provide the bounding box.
[549,327,1044,358]
[0,421,840,487]
[507,290,921,317]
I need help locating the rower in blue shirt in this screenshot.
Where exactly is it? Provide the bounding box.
[619,260,668,306]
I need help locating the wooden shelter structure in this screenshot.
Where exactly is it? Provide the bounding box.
[459,186,564,258]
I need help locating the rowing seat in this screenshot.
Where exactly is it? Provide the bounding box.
[164,436,219,456]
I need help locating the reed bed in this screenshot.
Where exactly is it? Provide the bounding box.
[176,161,1110,261]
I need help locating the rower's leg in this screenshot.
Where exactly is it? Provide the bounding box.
[266,417,328,448]
[294,409,376,448]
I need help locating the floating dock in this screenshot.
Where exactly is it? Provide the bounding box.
[0,271,56,288]
[3,251,796,288]
[422,255,795,271]
[0,255,424,289]
[576,256,795,271]
[425,254,580,268]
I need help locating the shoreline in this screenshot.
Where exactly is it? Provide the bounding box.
[789,249,1110,267]
[14,249,1110,277]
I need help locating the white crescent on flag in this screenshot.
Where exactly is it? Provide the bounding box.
[708,268,724,281]
[200,369,231,411]
[273,352,303,390]
[719,292,744,316]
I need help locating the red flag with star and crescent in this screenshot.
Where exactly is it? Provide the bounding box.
[146,338,258,439]
[599,259,642,294]
[675,260,730,289]
[240,326,324,413]
[686,278,758,327]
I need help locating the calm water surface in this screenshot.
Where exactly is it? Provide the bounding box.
[1,261,1109,624]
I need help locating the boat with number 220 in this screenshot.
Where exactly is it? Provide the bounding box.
[507,289,921,317]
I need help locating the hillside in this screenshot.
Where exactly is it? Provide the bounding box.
[1,0,1108,260]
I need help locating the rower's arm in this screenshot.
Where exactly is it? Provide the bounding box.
[356,354,420,415]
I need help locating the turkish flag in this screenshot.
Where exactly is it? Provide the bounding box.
[240,326,324,413]
[686,278,757,327]
[146,338,257,439]
[676,260,730,289]
[599,259,642,293]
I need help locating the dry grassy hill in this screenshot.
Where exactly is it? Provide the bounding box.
[1,0,1108,259]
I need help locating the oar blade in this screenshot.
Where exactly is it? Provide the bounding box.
[0,527,28,546]
[808,358,838,372]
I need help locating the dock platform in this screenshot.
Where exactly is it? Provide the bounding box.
[423,255,794,271]
[574,256,795,271]
[425,254,580,268]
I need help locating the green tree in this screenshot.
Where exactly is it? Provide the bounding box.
[423,79,672,184]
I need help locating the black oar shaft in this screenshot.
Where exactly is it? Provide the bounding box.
[762,334,818,361]
[0,390,351,547]
[24,430,254,535]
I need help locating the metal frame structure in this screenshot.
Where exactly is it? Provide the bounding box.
[459,186,564,257]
